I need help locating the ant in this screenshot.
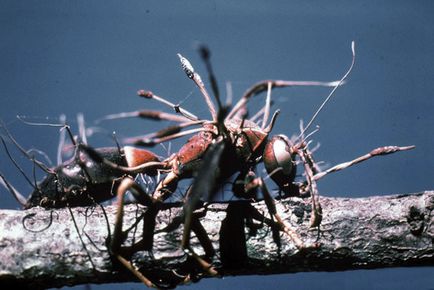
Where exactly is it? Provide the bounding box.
[0,42,415,287]
[0,116,160,209]
[0,115,172,286]
[93,41,414,285]
[0,116,218,287]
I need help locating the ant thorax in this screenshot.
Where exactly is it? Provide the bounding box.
[224,117,268,164]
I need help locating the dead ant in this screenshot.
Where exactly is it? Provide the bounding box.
[0,116,184,286]
[93,41,414,285]
[0,42,415,287]
[0,116,160,209]
[0,116,213,288]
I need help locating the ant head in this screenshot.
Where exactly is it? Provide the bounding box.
[262,134,297,193]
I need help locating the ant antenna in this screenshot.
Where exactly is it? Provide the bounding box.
[227,79,343,121]
[17,114,78,153]
[27,148,53,167]
[0,134,39,192]
[296,41,356,141]
[0,121,52,174]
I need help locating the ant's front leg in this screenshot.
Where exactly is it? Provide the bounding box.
[244,176,305,249]
[295,146,323,228]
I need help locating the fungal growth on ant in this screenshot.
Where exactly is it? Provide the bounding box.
[0,41,415,287]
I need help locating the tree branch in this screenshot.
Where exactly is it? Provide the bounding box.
[1,191,433,288]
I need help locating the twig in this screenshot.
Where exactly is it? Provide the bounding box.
[0,191,433,288]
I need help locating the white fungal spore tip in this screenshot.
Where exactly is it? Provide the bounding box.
[177,53,195,79]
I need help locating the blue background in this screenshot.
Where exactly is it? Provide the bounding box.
[1,1,433,289]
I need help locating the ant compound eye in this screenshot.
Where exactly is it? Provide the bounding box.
[263,135,296,189]
[274,140,292,171]
[264,136,293,175]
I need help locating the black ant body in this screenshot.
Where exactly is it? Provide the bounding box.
[0,120,160,209]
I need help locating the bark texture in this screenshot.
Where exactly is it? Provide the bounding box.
[1,191,433,288]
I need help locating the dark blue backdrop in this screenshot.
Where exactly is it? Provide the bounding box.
[1,1,433,289]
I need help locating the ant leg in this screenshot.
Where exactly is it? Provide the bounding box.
[79,143,168,175]
[110,177,158,288]
[154,204,216,271]
[190,212,215,258]
[250,100,275,124]
[246,177,304,249]
[138,90,198,121]
[153,170,180,202]
[299,144,321,176]
[123,120,206,147]
[227,79,342,120]
[219,201,251,268]
[0,170,27,206]
[180,139,226,276]
[313,145,416,182]
[296,146,323,228]
[181,205,218,276]
[14,116,78,172]
[96,109,193,124]
[0,135,41,193]
[183,223,216,275]
[0,123,53,174]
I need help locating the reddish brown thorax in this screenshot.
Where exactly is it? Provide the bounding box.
[224,118,268,163]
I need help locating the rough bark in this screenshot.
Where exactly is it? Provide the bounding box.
[1,191,433,289]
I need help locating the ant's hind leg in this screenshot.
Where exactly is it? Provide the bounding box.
[181,211,218,277]
[110,177,158,288]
